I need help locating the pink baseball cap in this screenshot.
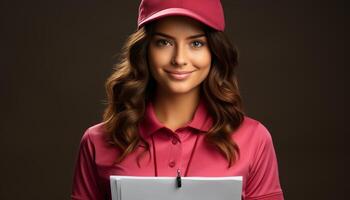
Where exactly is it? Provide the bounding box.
[137,0,225,31]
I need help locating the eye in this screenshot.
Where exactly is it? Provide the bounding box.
[155,39,172,47]
[191,40,205,48]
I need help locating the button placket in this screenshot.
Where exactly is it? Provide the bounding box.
[167,135,182,169]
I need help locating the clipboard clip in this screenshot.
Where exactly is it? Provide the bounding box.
[176,169,182,188]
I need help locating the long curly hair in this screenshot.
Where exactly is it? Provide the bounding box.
[103,22,244,167]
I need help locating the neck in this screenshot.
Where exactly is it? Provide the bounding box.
[152,87,200,132]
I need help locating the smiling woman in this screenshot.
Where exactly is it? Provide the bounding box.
[71,0,284,200]
[148,16,211,98]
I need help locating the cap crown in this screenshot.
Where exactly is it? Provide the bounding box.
[138,0,225,31]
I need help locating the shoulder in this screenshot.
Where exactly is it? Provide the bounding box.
[78,122,122,166]
[234,116,274,146]
[80,122,108,146]
[237,116,270,134]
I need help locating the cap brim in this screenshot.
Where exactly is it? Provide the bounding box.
[138,8,223,31]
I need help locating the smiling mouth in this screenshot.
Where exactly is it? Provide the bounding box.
[164,70,194,80]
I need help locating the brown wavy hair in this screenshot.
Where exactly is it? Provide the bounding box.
[103,22,244,167]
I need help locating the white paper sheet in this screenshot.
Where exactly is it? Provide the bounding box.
[110,176,242,200]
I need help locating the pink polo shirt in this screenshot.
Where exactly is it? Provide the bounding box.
[71,98,284,200]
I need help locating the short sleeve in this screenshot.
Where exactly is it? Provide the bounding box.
[71,129,104,200]
[245,123,284,200]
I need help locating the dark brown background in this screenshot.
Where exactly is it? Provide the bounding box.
[0,0,346,199]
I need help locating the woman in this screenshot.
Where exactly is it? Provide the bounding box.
[71,0,284,199]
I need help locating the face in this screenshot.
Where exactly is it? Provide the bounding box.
[148,16,212,95]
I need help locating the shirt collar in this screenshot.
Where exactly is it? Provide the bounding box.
[139,97,213,139]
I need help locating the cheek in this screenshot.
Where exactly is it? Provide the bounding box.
[148,48,171,70]
[198,65,211,83]
[192,51,211,83]
[191,50,212,70]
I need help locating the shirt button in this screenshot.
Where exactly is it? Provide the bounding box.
[172,138,178,145]
[169,161,176,168]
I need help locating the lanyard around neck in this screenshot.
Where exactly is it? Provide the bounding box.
[151,133,200,177]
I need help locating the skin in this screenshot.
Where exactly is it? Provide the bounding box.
[148,16,212,131]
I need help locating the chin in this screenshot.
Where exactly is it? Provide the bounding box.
[165,84,199,95]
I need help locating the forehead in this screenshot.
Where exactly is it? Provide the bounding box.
[153,16,205,35]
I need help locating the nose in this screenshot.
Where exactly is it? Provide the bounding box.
[171,44,188,66]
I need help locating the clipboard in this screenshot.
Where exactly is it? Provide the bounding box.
[110,176,242,200]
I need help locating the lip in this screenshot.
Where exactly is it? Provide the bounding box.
[164,69,194,80]
[164,70,195,74]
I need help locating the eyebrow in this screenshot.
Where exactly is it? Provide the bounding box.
[153,32,206,40]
